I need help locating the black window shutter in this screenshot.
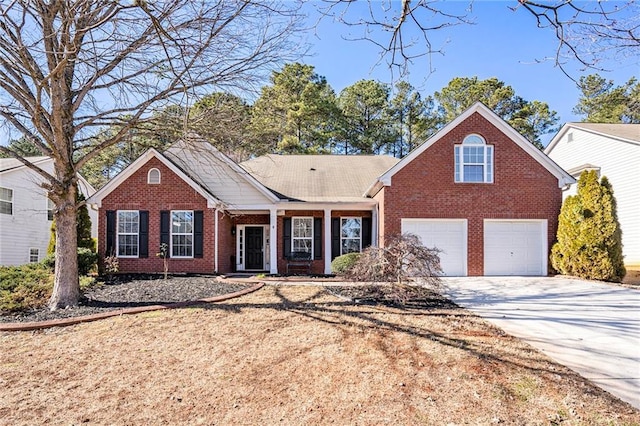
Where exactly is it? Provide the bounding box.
[362,217,372,249]
[283,217,291,258]
[139,211,149,258]
[313,218,322,260]
[106,210,116,256]
[194,211,204,258]
[331,218,341,260]
[160,211,170,257]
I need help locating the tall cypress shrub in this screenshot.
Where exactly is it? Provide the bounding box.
[551,170,625,282]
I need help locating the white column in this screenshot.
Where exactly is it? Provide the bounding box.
[371,206,378,247]
[324,208,332,274]
[214,208,219,273]
[269,208,278,274]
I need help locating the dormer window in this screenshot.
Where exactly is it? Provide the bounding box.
[147,168,161,184]
[454,134,493,183]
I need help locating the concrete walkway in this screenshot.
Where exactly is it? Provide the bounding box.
[442,276,640,410]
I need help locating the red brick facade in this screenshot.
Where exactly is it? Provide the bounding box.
[95,108,565,276]
[99,157,217,274]
[376,112,562,275]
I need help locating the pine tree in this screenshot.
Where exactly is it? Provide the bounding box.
[551,171,625,282]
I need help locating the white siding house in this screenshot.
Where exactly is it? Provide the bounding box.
[545,123,640,265]
[0,157,97,266]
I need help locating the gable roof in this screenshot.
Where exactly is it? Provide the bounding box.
[164,138,279,204]
[87,148,222,208]
[545,123,640,154]
[0,156,51,173]
[241,154,399,202]
[366,102,575,196]
[0,156,96,196]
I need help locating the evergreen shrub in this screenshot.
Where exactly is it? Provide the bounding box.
[551,171,625,282]
[331,252,362,275]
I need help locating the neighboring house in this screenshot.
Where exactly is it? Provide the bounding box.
[0,157,97,266]
[545,123,640,265]
[88,102,573,276]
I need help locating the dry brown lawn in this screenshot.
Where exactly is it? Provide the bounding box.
[1,285,638,425]
[624,265,640,286]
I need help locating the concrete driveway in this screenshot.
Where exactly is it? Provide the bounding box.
[442,276,640,410]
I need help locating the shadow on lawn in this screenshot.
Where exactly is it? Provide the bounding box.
[195,285,581,382]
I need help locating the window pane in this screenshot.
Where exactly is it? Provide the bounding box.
[463,165,484,182]
[293,218,312,238]
[486,146,494,182]
[341,218,361,238]
[0,187,12,215]
[0,201,11,215]
[118,234,138,257]
[0,187,11,202]
[118,211,139,233]
[47,198,54,221]
[293,239,312,253]
[454,146,461,181]
[341,239,360,254]
[463,135,485,145]
[172,235,193,257]
[172,211,193,233]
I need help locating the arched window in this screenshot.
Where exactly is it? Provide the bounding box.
[147,168,161,184]
[454,134,493,183]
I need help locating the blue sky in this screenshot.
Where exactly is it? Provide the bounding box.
[302,1,639,145]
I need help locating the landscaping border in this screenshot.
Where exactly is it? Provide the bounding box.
[0,282,264,332]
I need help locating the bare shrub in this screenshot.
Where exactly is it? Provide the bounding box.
[346,233,442,292]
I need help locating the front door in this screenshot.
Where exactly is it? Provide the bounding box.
[245,226,264,270]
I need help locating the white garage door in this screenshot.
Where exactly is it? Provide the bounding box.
[401,219,467,276]
[484,220,547,276]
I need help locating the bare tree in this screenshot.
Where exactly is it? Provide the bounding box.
[316,0,469,77]
[346,233,442,289]
[317,0,639,77]
[514,1,640,76]
[0,0,303,309]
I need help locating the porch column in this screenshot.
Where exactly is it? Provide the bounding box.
[214,208,219,272]
[324,208,332,274]
[269,208,278,274]
[371,206,378,247]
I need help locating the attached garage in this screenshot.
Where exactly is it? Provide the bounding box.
[484,220,547,276]
[401,219,467,276]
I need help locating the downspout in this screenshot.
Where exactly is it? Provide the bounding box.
[214,208,219,273]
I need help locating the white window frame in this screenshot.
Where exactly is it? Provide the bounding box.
[117,210,139,258]
[0,187,13,215]
[454,134,493,183]
[171,210,194,258]
[147,168,161,184]
[292,217,313,257]
[29,248,39,263]
[340,217,362,255]
[47,198,55,221]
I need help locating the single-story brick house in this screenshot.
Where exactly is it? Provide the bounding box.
[88,102,574,276]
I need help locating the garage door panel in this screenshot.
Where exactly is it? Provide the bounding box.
[401,219,467,276]
[484,220,546,276]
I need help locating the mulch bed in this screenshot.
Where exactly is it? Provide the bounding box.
[327,283,458,309]
[0,275,251,324]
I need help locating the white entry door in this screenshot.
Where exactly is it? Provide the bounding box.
[401,219,467,276]
[484,220,547,276]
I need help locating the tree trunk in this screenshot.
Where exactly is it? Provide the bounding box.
[49,185,80,310]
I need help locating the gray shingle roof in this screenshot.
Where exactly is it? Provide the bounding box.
[569,123,640,143]
[0,156,50,172]
[241,154,399,202]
